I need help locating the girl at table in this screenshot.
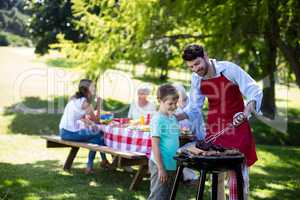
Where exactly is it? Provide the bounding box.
[148,84,180,200]
[59,79,110,174]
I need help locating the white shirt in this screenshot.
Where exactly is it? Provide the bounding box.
[176,94,205,140]
[184,59,263,121]
[128,101,156,120]
[59,97,87,132]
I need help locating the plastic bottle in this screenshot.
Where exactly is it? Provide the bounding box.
[140,115,145,125]
[146,113,151,125]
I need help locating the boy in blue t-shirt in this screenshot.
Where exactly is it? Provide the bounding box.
[148,84,180,200]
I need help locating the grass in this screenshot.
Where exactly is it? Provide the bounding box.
[0,134,199,200]
[0,134,299,200]
[45,58,80,69]
[1,97,129,136]
[0,96,299,199]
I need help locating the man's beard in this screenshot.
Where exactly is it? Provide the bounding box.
[197,61,209,77]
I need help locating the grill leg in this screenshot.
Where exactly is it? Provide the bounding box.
[196,169,207,200]
[169,165,184,200]
[212,173,218,200]
[235,165,244,200]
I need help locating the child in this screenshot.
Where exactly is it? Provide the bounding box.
[59,79,110,174]
[148,84,180,200]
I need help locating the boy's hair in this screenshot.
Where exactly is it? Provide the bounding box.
[182,44,204,61]
[157,84,179,102]
[73,79,93,102]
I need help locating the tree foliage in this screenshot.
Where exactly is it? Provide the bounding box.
[26,0,85,54]
[29,0,300,117]
[0,0,29,37]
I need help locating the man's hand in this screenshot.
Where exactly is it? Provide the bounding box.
[158,167,168,183]
[244,100,256,118]
[232,112,246,127]
[174,112,188,121]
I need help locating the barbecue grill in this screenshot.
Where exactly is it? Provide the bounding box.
[169,152,245,200]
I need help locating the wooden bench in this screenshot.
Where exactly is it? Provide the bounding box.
[41,135,148,190]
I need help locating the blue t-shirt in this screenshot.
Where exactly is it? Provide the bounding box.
[150,112,180,171]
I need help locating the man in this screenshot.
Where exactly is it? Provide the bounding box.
[177,44,263,200]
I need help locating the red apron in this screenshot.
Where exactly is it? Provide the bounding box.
[200,74,257,166]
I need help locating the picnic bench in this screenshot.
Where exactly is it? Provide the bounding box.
[41,135,148,190]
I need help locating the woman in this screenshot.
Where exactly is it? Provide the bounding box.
[128,85,156,120]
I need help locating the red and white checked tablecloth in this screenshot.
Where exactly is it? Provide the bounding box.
[99,125,152,156]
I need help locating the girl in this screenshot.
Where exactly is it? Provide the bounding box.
[59,79,110,174]
[148,84,180,200]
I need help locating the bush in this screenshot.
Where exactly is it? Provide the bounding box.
[0,31,30,46]
[0,32,9,45]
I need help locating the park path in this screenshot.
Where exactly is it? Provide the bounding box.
[0,47,78,110]
[0,47,151,113]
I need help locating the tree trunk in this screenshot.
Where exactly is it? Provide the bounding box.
[260,0,278,119]
[261,37,276,119]
[276,39,300,88]
[160,66,168,81]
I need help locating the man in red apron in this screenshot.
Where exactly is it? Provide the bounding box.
[177,44,263,200]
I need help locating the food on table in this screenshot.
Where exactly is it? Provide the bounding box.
[129,119,140,126]
[140,125,150,132]
[112,118,130,124]
[127,124,150,132]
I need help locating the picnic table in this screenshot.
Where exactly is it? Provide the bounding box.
[99,121,194,153]
[42,119,194,190]
[100,124,152,157]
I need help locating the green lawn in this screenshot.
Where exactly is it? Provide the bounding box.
[0,134,299,200]
[0,96,299,200]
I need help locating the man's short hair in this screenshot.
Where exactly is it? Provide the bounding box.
[182,44,204,61]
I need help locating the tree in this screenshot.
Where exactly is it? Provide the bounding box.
[27,0,85,54]
[0,0,29,37]
[48,0,300,118]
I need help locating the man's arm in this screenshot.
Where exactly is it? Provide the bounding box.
[224,61,263,116]
[244,100,257,117]
[175,112,189,121]
[176,73,205,121]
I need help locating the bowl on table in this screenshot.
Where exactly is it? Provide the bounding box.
[99,113,113,124]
